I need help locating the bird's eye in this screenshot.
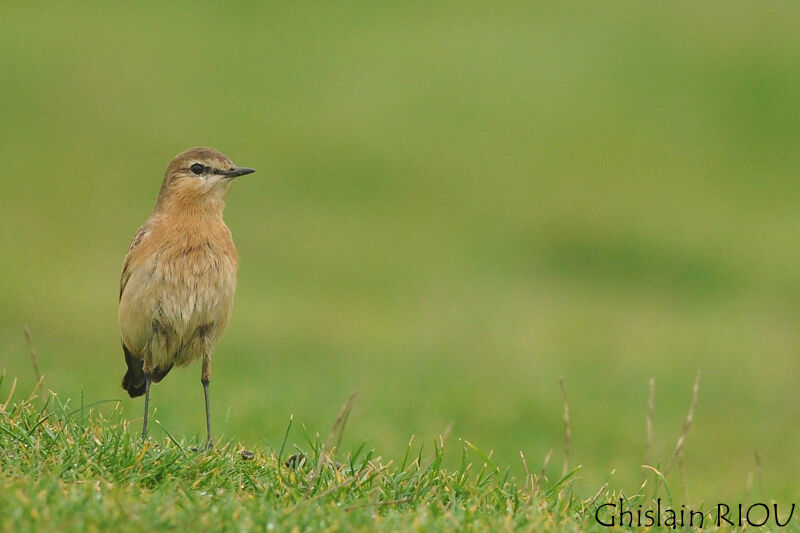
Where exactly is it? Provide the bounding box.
[190,163,205,175]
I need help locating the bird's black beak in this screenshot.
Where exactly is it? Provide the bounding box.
[223,167,256,178]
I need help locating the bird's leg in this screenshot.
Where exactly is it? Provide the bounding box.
[142,376,152,441]
[202,355,213,451]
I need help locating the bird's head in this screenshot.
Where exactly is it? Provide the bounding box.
[155,147,255,214]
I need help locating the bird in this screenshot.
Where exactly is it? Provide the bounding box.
[118,147,254,450]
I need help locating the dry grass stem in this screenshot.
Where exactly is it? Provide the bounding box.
[588,471,614,508]
[520,451,531,493]
[643,377,655,467]
[27,375,45,402]
[665,371,701,474]
[538,449,552,490]
[559,376,571,477]
[325,392,359,452]
[23,325,42,381]
[311,392,359,484]
[1,377,18,412]
[439,421,453,445]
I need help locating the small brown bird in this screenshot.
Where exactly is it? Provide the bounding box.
[118,147,254,449]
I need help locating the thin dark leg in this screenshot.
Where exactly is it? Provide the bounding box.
[141,376,152,441]
[202,378,213,450]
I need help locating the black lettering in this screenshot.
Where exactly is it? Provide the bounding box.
[689,509,704,528]
[746,503,769,527]
[620,500,633,527]
[644,508,655,527]
[718,503,733,526]
[656,498,662,526]
[664,509,676,529]
[775,504,796,527]
[595,503,615,527]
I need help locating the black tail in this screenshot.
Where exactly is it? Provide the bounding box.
[122,344,146,397]
[121,344,174,397]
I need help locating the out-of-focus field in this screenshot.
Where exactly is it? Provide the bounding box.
[2,2,799,501]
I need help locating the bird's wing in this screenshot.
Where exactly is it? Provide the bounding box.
[120,223,151,300]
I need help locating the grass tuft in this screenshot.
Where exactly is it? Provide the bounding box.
[3,372,794,531]
[0,381,592,531]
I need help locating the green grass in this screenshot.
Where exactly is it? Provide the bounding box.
[2,1,800,523]
[0,381,587,532]
[3,376,796,532]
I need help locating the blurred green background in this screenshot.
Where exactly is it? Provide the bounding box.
[2,2,799,501]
